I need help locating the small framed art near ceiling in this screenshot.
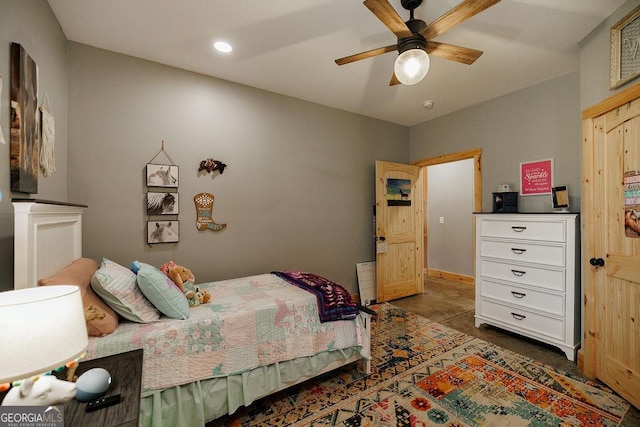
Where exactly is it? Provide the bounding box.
[610,5,640,89]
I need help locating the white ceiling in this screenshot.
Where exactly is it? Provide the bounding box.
[47,0,626,127]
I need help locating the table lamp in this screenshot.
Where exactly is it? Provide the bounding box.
[0,285,88,406]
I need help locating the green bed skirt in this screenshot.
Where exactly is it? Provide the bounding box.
[139,347,362,426]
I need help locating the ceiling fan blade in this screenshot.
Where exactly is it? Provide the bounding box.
[425,41,483,65]
[363,0,413,39]
[389,73,401,86]
[335,44,397,66]
[421,0,500,40]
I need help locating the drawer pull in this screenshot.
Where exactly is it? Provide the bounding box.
[511,248,527,254]
[511,291,526,298]
[511,226,526,232]
[511,269,526,276]
[511,312,526,320]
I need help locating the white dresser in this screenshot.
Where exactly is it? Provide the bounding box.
[474,213,580,360]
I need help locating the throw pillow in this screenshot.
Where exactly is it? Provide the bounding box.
[91,258,160,323]
[131,261,190,320]
[38,257,119,337]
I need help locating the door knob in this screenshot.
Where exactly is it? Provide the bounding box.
[378,236,386,241]
[589,257,605,267]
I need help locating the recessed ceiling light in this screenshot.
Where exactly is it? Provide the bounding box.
[214,41,232,53]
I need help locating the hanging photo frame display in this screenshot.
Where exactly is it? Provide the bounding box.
[145,141,179,244]
[146,163,178,188]
[148,220,179,244]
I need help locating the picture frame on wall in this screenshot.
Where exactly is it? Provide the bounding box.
[146,163,178,188]
[147,192,179,215]
[610,5,640,89]
[9,43,39,193]
[148,220,179,244]
[520,158,553,196]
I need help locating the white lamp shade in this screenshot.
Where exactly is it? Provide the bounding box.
[0,286,88,383]
[394,49,430,85]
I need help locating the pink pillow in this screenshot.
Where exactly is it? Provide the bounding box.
[39,258,119,337]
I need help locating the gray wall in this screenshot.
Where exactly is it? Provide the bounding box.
[67,43,408,292]
[410,72,582,214]
[0,0,68,290]
[426,159,474,277]
[2,0,638,292]
[408,0,640,279]
[580,0,640,111]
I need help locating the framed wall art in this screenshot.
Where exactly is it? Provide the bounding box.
[386,178,411,206]
[10,43,39,193]
[610,5,640,89]
[148,220,179,244]
[520,158,553,196]
[146,163,178,187]
[147,192,178,215]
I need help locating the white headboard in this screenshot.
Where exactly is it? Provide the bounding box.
[13,199,87,289]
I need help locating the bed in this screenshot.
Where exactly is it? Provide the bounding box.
[12,199,371,426]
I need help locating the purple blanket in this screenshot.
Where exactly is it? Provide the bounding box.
[272,271,359,322]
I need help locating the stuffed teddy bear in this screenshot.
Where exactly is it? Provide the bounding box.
[182,282,212,307]
[160,261,211,307]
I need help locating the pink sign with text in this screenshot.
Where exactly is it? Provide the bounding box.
[520,159,553,195]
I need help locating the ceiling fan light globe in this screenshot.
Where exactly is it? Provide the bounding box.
[394,49,429,85]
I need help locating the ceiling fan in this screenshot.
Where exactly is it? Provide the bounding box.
[335,0,501,86]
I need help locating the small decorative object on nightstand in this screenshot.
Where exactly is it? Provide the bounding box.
[63,349,143,427]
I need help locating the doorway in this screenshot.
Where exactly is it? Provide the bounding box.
[414,148,482,285]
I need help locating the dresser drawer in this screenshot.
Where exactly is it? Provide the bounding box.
[479,279,564,316]
[479,259,565,292]
[479,239,565,267]
[479,219,566,242]
[478,299,564,341]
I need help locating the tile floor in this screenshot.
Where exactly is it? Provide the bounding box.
[390,276,640,426]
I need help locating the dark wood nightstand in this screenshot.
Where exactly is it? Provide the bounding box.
[64,349,143,427]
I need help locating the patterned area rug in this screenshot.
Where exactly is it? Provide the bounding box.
[217,303,629,426]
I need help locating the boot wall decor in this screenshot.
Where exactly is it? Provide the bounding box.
[194,192,226,232]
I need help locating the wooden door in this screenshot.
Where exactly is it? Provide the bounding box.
[583,83,640,409]
[375,161,423,302]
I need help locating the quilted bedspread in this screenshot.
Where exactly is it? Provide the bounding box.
[85,273,366,392]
